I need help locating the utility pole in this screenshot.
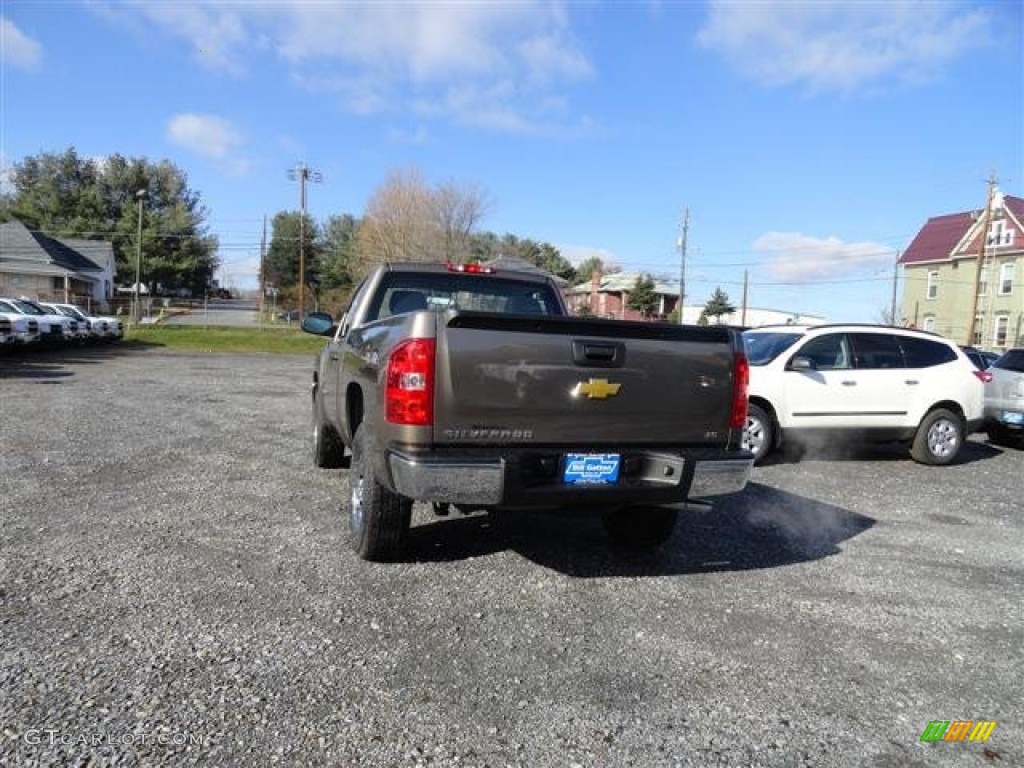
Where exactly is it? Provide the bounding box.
[677,207,689,325]
[288,163,322,321]
[890,252,899,325]
[133,189,146,323]
[966,173,998,346]
[741,270,749,327]
[259,214,267,330]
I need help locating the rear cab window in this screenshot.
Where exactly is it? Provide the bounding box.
[366,273,561,323]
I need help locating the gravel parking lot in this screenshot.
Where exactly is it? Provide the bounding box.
[2,346,1021,767]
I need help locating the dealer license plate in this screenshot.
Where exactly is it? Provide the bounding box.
[563,453,621,485]
[1002,411,1023,425]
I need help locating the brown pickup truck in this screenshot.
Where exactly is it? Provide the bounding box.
[302,262,753,561]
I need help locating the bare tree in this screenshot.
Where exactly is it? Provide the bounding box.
[354,167,435,274]
[354,167,491,275]
[875,305,898,325]
[433,179,491,262]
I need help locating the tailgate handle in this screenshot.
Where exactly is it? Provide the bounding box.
[573,340,624,367]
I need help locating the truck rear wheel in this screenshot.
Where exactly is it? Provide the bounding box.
[312,388,346,468]
[348,425,412,561]
[602,506,678,551]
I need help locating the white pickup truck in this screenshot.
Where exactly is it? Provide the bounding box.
[0,303,41,345]
[0,298,76,344]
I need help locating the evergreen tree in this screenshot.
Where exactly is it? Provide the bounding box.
[2,147,217,294]
[627,274,659,317]
[703,287,736,324]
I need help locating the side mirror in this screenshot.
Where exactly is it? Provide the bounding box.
[788,355,816,371]
[301,311,336,337]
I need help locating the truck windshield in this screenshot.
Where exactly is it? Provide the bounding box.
[367,274,560,322]
[743,331,803,366]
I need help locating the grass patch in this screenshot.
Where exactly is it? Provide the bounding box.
[126,324,327,354]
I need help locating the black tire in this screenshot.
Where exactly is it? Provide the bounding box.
[311,387,345,469]
[742,403,774,464]
[348,424,412,561]
[602,506,678,551]
[911,408,964,465]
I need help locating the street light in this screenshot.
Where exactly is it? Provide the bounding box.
[287,163,322,322]
[133,189,146,323]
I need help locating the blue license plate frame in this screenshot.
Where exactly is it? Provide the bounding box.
[563,453,621,485]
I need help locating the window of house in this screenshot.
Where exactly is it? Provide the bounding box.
[922,316,935,332]
[926,271,939,299]
[987,220,1013,247]
[993,315,1009,347]
[972,316,983,346]
[999,262,1014,295]
[977,266,988,297]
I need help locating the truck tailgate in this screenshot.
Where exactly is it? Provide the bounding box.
[433,313,737,445]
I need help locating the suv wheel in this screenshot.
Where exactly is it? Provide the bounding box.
[911,408,964,465]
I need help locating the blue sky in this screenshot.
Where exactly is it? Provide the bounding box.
[2,1,1022,321]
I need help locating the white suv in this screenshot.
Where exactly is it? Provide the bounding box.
[742,325,986,465]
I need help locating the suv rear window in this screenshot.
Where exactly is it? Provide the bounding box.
[900,336,957,368]
[994,350,1024,372]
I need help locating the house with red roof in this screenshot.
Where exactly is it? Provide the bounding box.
[899,188,1023,350]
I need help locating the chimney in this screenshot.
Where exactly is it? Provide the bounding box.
[590,270,601,315]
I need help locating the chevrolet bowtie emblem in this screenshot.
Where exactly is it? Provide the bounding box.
[572,378,622,399]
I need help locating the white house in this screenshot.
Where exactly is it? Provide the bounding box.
[0,219,116,308]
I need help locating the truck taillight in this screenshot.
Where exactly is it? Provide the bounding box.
[729,353,749,430]
[386,338,435,425]
[445,262,494,274]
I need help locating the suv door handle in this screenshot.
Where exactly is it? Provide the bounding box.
[841,380,857,386]
[905,379,919,385]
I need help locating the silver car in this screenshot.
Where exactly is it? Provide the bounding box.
[985,348,1024,446]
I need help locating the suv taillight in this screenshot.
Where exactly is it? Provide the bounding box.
[729,353,750,430]
[385,338,435,425]
[973,369,992,384]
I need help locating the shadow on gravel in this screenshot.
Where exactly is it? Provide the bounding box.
[406,482,875,577]
[0,340,164,380]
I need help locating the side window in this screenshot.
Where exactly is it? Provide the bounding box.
[339,278,371,334]
[791,334,851,370]
[851,333,904,369]
[899,336,957,368]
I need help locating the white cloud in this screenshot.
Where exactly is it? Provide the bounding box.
[1,17,43,71]
[753,232,895,281]
[698,1,992,94]
[166,114,249,175]
[99,2,593,133]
